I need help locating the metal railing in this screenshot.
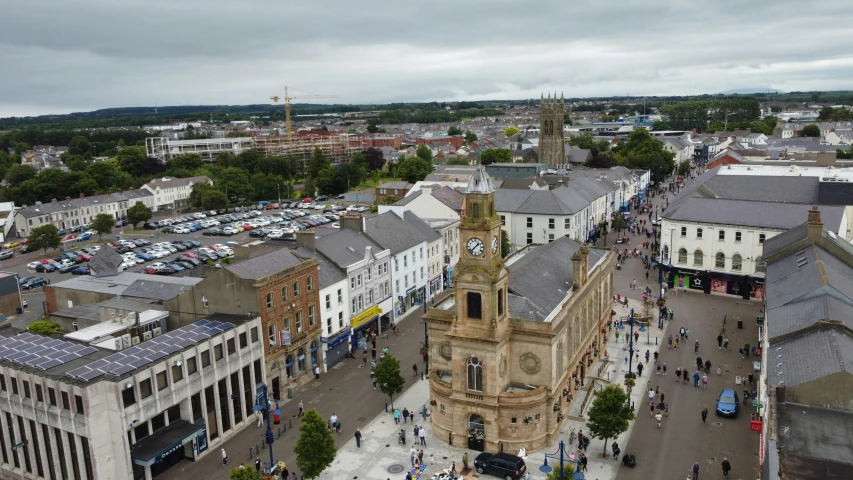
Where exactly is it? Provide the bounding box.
[597,360,608,377]
[579,387,593,416]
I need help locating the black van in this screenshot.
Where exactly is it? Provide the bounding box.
[474,452,527,480]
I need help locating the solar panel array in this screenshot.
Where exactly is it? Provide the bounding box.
[66,320,235,382]
[0,332,98,371]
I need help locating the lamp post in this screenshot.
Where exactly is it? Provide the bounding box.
[627,308,636,375]
[421,298,429,376]
[253,383,275,471]
[540,440,584,480]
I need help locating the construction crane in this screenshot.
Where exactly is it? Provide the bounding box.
[270,86,339,137]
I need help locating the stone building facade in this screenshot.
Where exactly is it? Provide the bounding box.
[539,93,565,168]
[424,168,614,454]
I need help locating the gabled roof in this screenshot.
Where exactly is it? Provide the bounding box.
[224,248,310,280]
[431,187,464,212]
[663,198,845,230]
[403,211,441,243]
[143,176,211,190]
[766,328,853,388]
[292,247,347,288]
[364,212,427,254]
[314,228,385,268]
[89,246,126,277]
[122,278,201,301]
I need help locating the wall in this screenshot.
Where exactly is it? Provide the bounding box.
[45,286,116,314]
[788,372,853,412]
[500,211,585,250]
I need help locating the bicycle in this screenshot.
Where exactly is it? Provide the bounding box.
[568,427,577,445]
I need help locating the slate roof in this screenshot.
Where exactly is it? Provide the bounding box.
[500,177,549,190]
[364,212,427,254]
[89,246,126,277]
[403,211,441,243]
[506,237,608,321]
[431,187,464,212]
[762,223,809,258]
[495,186,593,215]
[17,189,154,218]
[122,277,202,301]
[144,176,211,190]
[394,189,422,206]
[292,247,347,288]
[224,248,310,280]
[663,198,845,230]
[699,175,819,204]
[377,181,414,190]
[314,228,385,268]
[766,328,853,388]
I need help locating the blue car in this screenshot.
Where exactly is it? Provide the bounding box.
[185,240,201,248]
[71,266,91,275]
[35,263,57,273]
[77,232,92,241]
[21,278,49,290]
[715,389,739,417]
[166,263,186,272]
[135,252,154,261]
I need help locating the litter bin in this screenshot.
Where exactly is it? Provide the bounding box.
[737,317,743,329]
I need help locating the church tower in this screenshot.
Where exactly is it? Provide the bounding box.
[539,92,565,168]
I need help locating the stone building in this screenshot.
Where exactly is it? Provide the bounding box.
[539,93,565,168]
[424,168,615,453]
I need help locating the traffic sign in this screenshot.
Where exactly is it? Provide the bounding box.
[753,402,764,409]
[11,441,26,451]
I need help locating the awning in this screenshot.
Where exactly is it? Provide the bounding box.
[130,420,205,467]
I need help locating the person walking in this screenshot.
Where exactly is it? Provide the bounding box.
[402,408,409,423]
[701,408,708,424]
[394,409,401,424]
[662,363,667,375]
[655,412,663,428]
[645,350,650,363]
[649,388,655,403]
[297,400,304,418]
[255,458,262,472]
[717,334,723,349]
[693,371,700,387]
[418,426,426,446]
[637,362,644,376]
[723,337,729,350]
[418,450,424,465]
[702,373,708,389]
[675,367,682,382]
[580,452,588,471]
[354,428,362,448]
[430,453,435,466]
[314,365,320,379]
[692,462,700,480]
[413,363,418,377]
[463,452,469,470]
[221,448,228,466]
[721,457,731,478]
[256,409,264,427]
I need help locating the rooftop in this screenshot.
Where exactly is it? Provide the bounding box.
[224,248,311,280]
[663,198,845,231]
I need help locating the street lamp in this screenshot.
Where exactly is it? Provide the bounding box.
[627,308,636,375]
[252,383,276,471]
[540,440,584,480]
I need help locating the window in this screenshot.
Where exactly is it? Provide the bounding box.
[715,252,725,268]
[662,245,669,262]
[172,364,184,382]
[395,280,400,293]
[298,347,306,372]
[678,248,687,264]
[755,256,766,273]
[10,377,17,395]
[352,297,358,314]
[286,355,294,379]
[268,324,277,347]
[420,266,424,279]
[325,294,331,309]
[23,380,30,399]
[307,276,314,291]
[201,349,211,368]
[467,357,483,392]
[75,394,84,414]
[735,231,742,243]
[339,312,344,328]
[156,371,168,391]
[121,386,136,408]
[35,384,43,402]
[311,340,318,366]
[394,258,399,272]
[732,254,742,271]
[548,234,555,242]
[0,374,4,391]
[526,232,533,244]
[214,344,223,361]
[327,320,332,334]
[549,218,555,230]
[498,288,504,316]
[281,286,288,302]
[293,281,300,297]
[467,292,482,319]
[251,327,259,343]
[139,379,153,399]
[718,230,725,241]
[500,215,506,226]
[284,317,291,331]
[564,218,570,229]
[227,338,236,355]
[693,250,704,267]
[680,226,687,237]
[187,356,198,375]
[296,311,303,333]
[420,247,423,259]
[473,203,479,218]
[239,332,247,349]
[265,292,273,309]
[308,306,315,326]
[337,289,343,304]
[403,255,407,268]
[697,228,703,239]
[61,391,70,410]
[759,233,765,244]
[526,217,533,228]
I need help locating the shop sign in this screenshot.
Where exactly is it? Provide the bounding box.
[711,278,727,294]
[351,305,382,329]
[689,276,704,290]
[726,281,745,296]
[280,330,291,347]
[750,420,763,432]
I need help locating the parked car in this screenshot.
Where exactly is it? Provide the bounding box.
[19,245,29,254]
[58,263,78,273]
[35,263,57,273]
[474,453,527,480]
[182,252,198,259]
[20,277,50,290]
[0,250,13,260]
[715,388,739,417]
[71,266,92,275]
[3,241,18,249]
[154,266,178,275]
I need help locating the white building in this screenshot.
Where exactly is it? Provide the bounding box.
[299,251,350,371]
[0,315,264,480]
[141,176,212,212]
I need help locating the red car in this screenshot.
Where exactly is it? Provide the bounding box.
[40,258,55,264]
[75,252,92,261]
[20,239,32,245]
[241,224,253,231]
[273,203,281,209]
[182,252,198,259]
[301,198,312,203]
[265,204,274,210]
[143,267,158,274]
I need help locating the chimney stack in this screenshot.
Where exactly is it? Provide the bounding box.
[341,213,364,233]
[296,229,316,252]
[807,206,823,241]
[79,193,85,199]
[571,251,583,289]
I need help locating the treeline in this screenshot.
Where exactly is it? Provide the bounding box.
[818,106,853,121]
[0,128,151,156]
[377,107,503,124]
[659,98,762,132]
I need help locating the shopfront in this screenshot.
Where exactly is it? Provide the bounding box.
[350,305,382,351]
[428,275,442,298]
[323,327,351,369]
[667,267,764,301]
[130,420,207,479]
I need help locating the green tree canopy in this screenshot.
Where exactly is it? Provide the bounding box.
[380,195,400,205]
[586,385,635,457]
[677,160,692,177]
[568,132,612,152]
[504,126,520,137]
[396,156,432,183]
[446,158,469,166]
[29,224,61,253]
[68,136,93,157]
[294,409,336,479]
[189,183,216,208]
[500,229,511,258]
[115,146,147,176]
[28,321,62,335]
[168,153,204,172]
[480,148,512,165]
[615,128,675,183]
[650,120,671,131]
[447,126,463,136]
[375,353,405,409]
[545,464,575,480]
[229,466,261,480]
[127,201,153,228]
[464,130,478,143]
[218,167,254,200]
[801,124,821,137]
[307,147,330,179]
[202,190,227,210]
[5,164,38,186]
[415,145,433,163]
[610,211,628,239]
[91,213,114,239]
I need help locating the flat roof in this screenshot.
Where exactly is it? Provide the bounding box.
[51,272,202,296]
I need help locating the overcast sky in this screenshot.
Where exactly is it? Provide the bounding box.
[3,0,853,117]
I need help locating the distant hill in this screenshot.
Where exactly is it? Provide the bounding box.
[717,88,783,95]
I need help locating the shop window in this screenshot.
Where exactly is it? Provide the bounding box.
[298,348,306,372]
[286,355,294,379]
[678,248,687,264]
[732,254,742,271]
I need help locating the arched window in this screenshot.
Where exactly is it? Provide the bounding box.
[662,245,669,262]
[693,249,704,267]
[755,256,766,273]
[731,254,742,271]
[265,292,273,309]
[677,248,687,264]
[286,355,294,379]
[467,357,483,392]
[310,340,318,365]
[297,348,305,372]
[715,252,725,269]
[473,203,479,218]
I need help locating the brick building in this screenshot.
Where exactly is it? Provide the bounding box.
[417,135,465,149]
[349,135,403,149]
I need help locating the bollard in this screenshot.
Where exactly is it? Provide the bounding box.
[289,419,292,428]
[385,402,389,412]
[421,372,424,381]
[278,427,282,439]
[655,337,658,346]
[283,423,287,433]
[631,401,635,410]
[248,447,253,459]
[256,444,261,454]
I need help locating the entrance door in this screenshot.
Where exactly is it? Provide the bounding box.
[467,414,485,452]
[272,377,281,401]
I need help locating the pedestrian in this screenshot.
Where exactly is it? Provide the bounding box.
[394,409,401,424]
[354,428,362,447]
[655,412,663,428]
[281,467,289,479]
[615,331,620,342]
[701,407,708,424]
[650,401,655,416]
[256,409,264,427]
[634,331,640,343]
[430,453,435,466]
[255,458,261,472]
[692,462,700,480]
[653,351,659,363]
[680,327,685,340]
[419,426,426,446]
[694,340,700,353]
[717,334,723,349]
[721,457,731,478]
[693,371,700,387]
[463,452,469,470]
[645,350,650,363]
[421,405,428,420]
[580,452,588,471]
[418,449,424,465]
[675,367,682,382]
[297,400,304,418]
[667,335,673,349]
[314,365,320,379]
[660,392,665,404]
[410,446,416,466]
[702,374,708,389]
[723,337,729,350]
[221,448,228,466]
[705,359,712,374]
[402,408,409,423]
[637,362,644,376]
[649,388,655,403]
[662,363,667,375]
[372,376,377,389]
[748,372,755,385]
[413,364,418,377]
[716,366,721,376]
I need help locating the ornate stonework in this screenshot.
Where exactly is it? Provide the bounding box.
[519,352,542,374]
[439,342,452,361]
[539,92,565,168]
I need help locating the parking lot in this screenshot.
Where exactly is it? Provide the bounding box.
[2,202,363,316]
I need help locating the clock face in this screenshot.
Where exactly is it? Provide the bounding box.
[491,235,499,254]
[467,237,484,256]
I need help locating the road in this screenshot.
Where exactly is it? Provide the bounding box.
[605,184,761,480]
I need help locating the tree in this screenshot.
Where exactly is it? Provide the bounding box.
[650,120,671,131]
[568,132,612,152]
[380,195,400,205]
[29,224,61,254]
[586,385,634,457]
[374,353,405,410]
[294,409,336,479]
[447,158,469,166]
[127,201,153,228]
[28,320,62,335]
[218,167,254,200]
[168,153,204,172]
[677,160,692,177]
[229,467,261,480]
[464,130,478,143]
[545,463,576,480]
[189,183,216,208]
[447,126,463,136]
[307,147,330,179]
[68,136,93,157]
[366,120,379,134]
[616,128,675,183]
[202,190,228,210]
[92,213,114,239]
[500,229,511,258]
[115,146,147,176]
[396,156,432,183]
[363,147,386,171]
[415,145,433,163]
[504,126,520,137]
[801,124,821,137]
[5,164,38,186]
[610,211,627,240]
[480,148,512,165]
